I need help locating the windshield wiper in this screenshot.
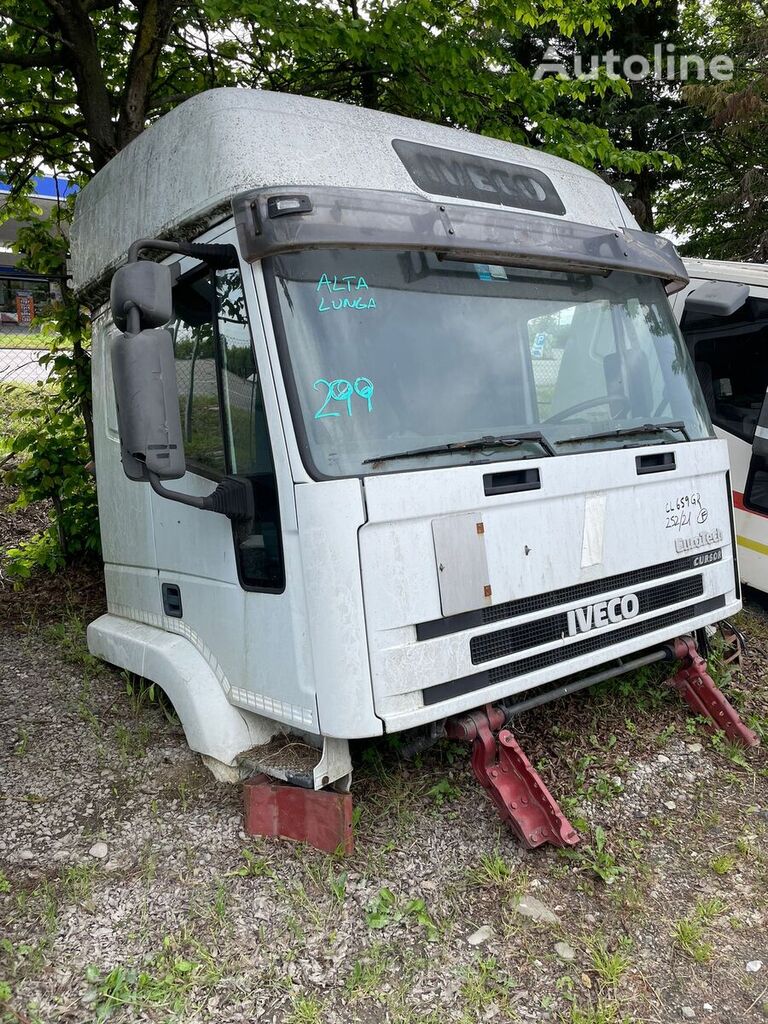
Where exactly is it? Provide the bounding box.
[362,431,556,466]
[555,421,690,447]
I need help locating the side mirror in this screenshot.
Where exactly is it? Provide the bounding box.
[109,261,185,480]
[111,327,186,479]
[684,280,749,318]
[107,241,253,522]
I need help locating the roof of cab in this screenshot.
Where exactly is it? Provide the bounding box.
[684,257,768,289]
[71,87,634,300]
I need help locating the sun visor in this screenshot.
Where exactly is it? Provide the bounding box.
[233,186,688,288]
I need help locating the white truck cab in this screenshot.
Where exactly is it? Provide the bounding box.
[672,259,768,593]
[71,90,753,850]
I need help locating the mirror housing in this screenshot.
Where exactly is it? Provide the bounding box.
[111,327,186,479]
[684,280,749,318]
[110,261,173,331]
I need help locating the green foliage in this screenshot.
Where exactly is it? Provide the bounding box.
[562,825,625,883]
[656,0,768,259]
[427,778,462,805]
[672,896,726,962]
[3,355,99,578]
[365,886,438,939]
[1,193,98,579]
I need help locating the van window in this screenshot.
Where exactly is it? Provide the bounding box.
[681,295,768,443]
[170,267,284,590]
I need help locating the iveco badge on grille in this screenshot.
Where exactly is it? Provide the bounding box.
[566,593,640,637]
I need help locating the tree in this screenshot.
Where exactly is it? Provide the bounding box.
[0,0,677,190]
[655,0,768,260]
[543,0,686,230]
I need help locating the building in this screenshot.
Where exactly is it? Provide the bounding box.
[0,175,75,331]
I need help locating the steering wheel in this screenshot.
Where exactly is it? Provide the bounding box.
[544,395,629,424]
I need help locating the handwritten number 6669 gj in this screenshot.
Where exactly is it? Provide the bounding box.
[313,377,374,419]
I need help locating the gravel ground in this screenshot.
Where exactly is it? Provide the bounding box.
[1,482,767,1024]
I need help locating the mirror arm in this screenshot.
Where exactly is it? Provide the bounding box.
[125,302,141,336]
[127,238,239,269]
[147,472,254,523]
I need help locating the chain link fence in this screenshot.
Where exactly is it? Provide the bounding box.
[0,322,52,458]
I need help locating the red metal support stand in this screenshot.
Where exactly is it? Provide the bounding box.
[243,774,354,855]
[446,705,580,849]
[665,636,759,748]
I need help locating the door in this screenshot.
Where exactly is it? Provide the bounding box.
[150,243,289,703]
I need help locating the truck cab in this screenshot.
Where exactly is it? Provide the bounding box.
[71,90,744,830]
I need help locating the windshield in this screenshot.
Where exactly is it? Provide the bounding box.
[265,249,712,477]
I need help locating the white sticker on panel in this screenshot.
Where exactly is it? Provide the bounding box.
[581,493,607,568]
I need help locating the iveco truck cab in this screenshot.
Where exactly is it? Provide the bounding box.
[672,259,768,594]
[70,90,755,851]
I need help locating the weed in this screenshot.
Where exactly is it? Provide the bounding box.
[564,999,631,1024]
[655,723,676,746]
[212,882,227,923]
[736,835,752,857]
[178,781,190,811]
[124,673,178,723]
[467,851,513,888]
[427,778,462,806]
[61,864,96,904]
[117,721,152,759]
[365,887,438,939]
[709,732,752,769]
[328,869,348,903]
[563,827,625,884]
[460,956,513,1014]
[0,871,9,895]
[13,729,29,758]
[673,918,712,963]
[587,936,632,987]
[44,613,100,673]
[344,943,390,999]
[672,899,724,963]
[710,853,736,876]
[286,994,322,1024]
[229,850,274,879]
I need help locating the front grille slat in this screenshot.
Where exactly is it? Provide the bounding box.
[415,548,722,642]
[422,595,726,706]
[470,575,704,665]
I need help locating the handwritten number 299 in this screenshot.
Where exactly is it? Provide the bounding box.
[314,377,374,419]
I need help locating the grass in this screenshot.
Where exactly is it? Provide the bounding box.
[0,333,48,350]
[587,937,632,987]
[672,897,727,963]
[286,994,323,1023]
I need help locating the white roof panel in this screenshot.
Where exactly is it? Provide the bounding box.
[71,88,633,297]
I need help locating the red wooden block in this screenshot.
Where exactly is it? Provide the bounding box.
[243,774,354,855]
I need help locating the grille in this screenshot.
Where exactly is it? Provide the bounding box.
[422,595,725,706]
[415,548,722,642]
[470,575,704,665]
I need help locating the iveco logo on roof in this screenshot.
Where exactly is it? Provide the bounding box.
[566,593,640,637]
[392,139,566,216]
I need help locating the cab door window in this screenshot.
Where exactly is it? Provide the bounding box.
[171,265,284,591]
[681,295,768,443]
